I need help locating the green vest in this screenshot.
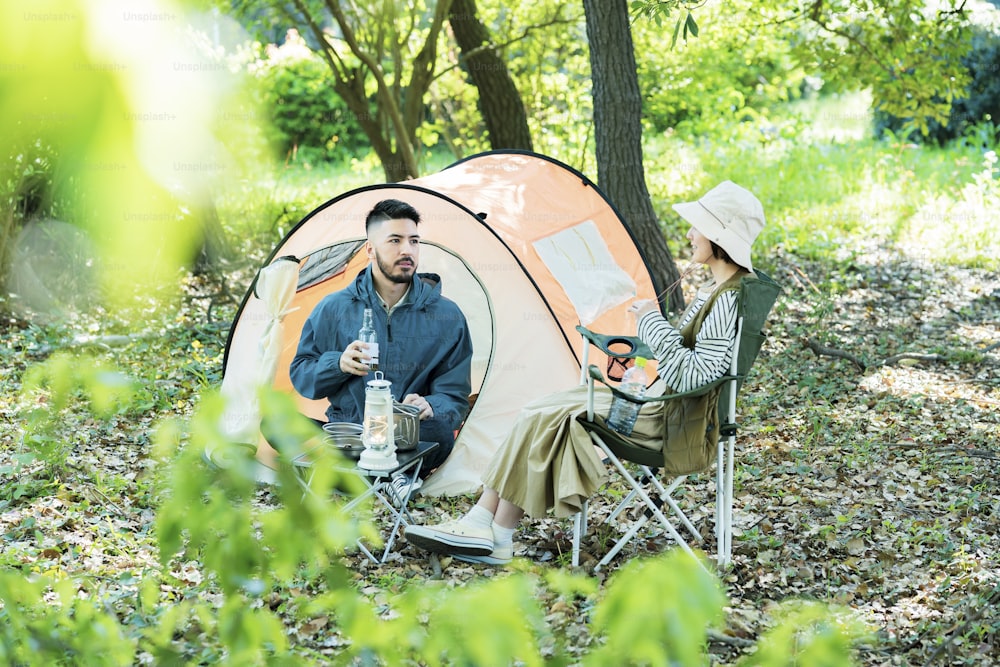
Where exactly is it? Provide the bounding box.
[660,270,749,474]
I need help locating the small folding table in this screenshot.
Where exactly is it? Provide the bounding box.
[290,440,439,564]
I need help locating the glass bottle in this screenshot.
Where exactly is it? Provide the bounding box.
[359,308,379,372]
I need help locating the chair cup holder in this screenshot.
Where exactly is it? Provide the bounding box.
[605,338,639,382]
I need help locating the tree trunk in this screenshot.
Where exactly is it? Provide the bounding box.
[583,0,683,312]
[448,0,533,150]
[286,0,452,182]
[192,194,232,276]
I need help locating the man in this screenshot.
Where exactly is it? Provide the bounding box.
[290,199,473,496]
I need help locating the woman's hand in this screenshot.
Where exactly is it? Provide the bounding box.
[627,299,659,319]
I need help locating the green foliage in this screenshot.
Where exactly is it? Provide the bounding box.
[420,576,546,665]
[0,573,136,666]
[587,551,725,665]
[642,92,999,270]
[225,0,456,180]
[155,387,382,662]
[3,352,135,505]
[464,3,593,170]
[875,23,1000,145]
[151,383,861,665]
[423,57,492,159]
[156,389,368,589]
[249,34,369,165]
[634,0,809,138]
[4,3,982,664]
[21,352,135,416]
[0,141,73,267]
[900,148,1000,268]
[740,601,871,667]
[0,0,250,308]
[634,0,974,139]
[0,139,74,301]
[631,0,703,49]
[781,0,973,137]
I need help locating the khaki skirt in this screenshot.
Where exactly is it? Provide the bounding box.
[482,384,663,518]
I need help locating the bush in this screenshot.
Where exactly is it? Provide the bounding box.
[634,2,808,138]
[874,24,1000,145]
[249,31,369,165]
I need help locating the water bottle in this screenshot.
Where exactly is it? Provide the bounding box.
[359,308,379,371]
[606,357,648,435]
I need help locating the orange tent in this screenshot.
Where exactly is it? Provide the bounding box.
[220,150,659,495]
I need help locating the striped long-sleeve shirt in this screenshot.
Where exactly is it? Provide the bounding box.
[636,285,739,393]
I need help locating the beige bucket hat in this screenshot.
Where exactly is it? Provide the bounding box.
[672,181,765,272]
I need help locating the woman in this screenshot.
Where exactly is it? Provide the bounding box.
[404,181,766,565]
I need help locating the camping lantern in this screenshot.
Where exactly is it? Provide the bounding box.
[358,372,397,470]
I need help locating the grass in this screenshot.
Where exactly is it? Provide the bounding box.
[641,92,999,272]
[216,91,998,276]
[215,148,462,254]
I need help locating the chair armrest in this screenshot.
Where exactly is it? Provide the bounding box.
[576,325,653,360]
[587,364,741,403]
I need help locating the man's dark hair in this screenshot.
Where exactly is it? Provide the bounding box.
[365,199,421,234]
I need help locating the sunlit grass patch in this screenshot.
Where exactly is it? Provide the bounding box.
[645,93,998,272]
[902,152,1000,268]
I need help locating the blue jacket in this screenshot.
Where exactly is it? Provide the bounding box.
[290,266,473,428]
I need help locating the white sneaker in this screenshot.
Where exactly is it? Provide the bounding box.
[404,519,493,557]
[454,540,513,565]
[386,472,422,507]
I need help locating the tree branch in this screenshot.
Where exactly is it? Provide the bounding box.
[707,629,755,648]
[807,10,896,78]
[804,338,867,370]
[804,340,947,371]
[888,442,1000,462]
[435,11,580,81]
[922,583,1000,666]
[286,0,346,82]
[403,0,453,137]
[322,0,419,179]
[880,352,945,366]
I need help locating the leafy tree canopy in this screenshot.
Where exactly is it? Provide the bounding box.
[633,0,976,136]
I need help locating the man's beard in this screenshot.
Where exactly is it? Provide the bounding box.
[375,250,415,284]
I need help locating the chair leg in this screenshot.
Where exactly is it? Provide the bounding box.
[572,500,588,567]
[643,472,701,542]
[616,468,701,543]
[722,436,735,566]
[715,434,736,568]
[607,488,638,523]
[602,451,707,573]
[596,511,650,571]
[716,436,724,563]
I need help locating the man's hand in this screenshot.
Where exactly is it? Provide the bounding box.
[339,340,373,376]
[402,393,433,420]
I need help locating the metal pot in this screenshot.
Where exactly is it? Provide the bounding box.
[322,422,366,459]
[392,401,420,451]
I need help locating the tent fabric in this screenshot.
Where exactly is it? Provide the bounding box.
[220,150,659,496]
[219,255,301,448]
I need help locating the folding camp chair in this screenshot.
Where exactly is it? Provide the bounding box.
[572,271,781,571]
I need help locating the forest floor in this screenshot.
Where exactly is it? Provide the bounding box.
[1,241,998,665]
[383,243,1000,666]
